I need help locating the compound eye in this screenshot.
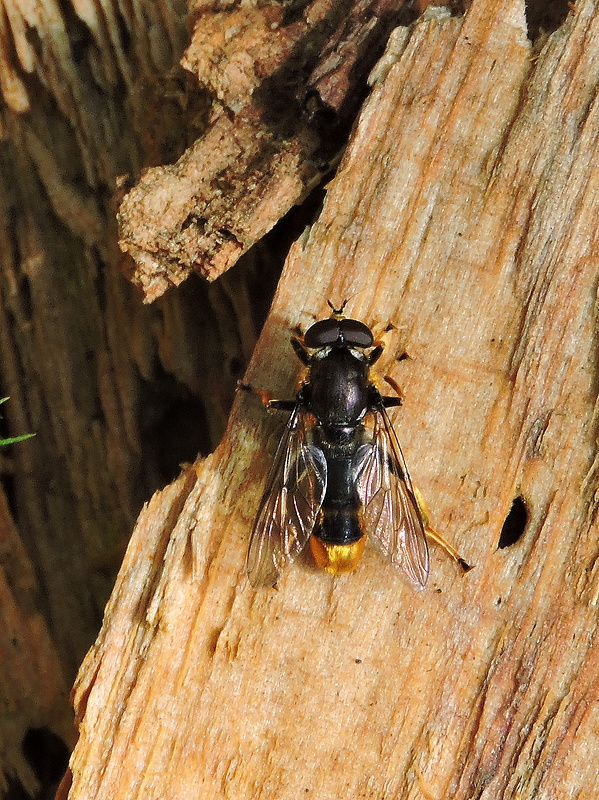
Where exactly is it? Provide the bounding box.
[304,319,341,348]
[339,319,374,348]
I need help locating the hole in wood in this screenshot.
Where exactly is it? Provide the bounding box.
[498,496,528,548]
[153,393,212,482]
[525,0,570,41]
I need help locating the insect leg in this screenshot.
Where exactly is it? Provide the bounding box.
[372,384,472,575]
[367,378,403,410]
[290,336,310,365]
[268,399,299,411]
[369,323,399,365]
[369,345,384,365]
[382,375,404,403]
[381,395,402,408]
[425,527,472,573]
[412,486,472,573]
[237,383,296,411]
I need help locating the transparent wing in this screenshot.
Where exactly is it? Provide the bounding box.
[247,404,327,587]
[355,406,429,588]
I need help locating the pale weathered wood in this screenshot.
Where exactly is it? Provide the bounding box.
[69,0,599,798]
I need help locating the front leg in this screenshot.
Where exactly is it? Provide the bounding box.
[368,344,384,365]
[368,323,400,366]
[290,335,310,365]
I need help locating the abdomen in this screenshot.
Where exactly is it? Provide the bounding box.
[309,441,366,574]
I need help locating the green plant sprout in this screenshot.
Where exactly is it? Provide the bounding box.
[0,397,35,445]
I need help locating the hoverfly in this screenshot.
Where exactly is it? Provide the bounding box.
[242,303,470,588]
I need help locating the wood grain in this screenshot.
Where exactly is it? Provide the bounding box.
[70,0,599,798]
[118,0,414,301]
[0,0,248,792]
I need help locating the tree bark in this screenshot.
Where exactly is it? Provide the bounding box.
[0,0,248,795]
[0,486,73,797]
[66,0,599,798]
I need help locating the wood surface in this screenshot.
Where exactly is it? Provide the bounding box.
[66,0,599,798]
[0,485,73,796]
[0,0,404,791]
[0,0,247,794]
[118,0,417,301]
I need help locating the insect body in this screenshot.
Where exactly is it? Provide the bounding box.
[244,305,440,588]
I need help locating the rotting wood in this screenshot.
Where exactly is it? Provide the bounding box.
[69,0,599,798]
[0,0,240,794]
[118,0,416,302]
[0,0,194,685]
